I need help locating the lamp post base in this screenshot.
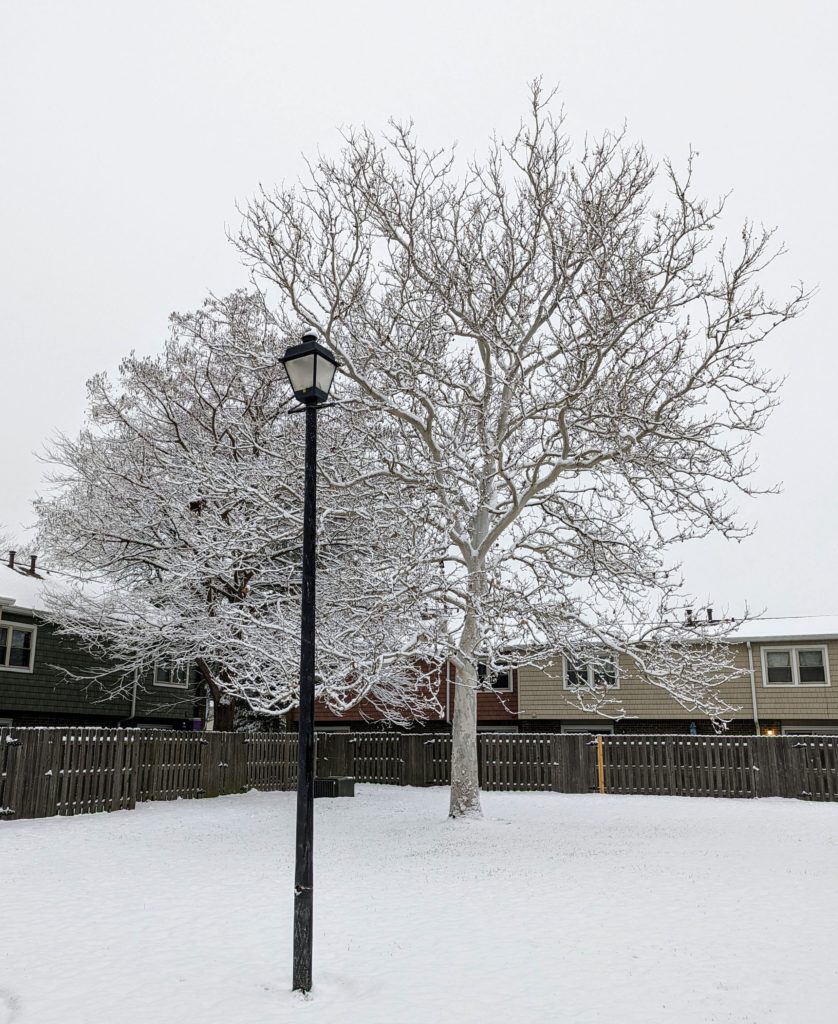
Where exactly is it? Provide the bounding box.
[292,886,313,992]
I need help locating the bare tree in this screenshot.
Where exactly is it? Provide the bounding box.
[35,291,440,729]
[236,85,808,817]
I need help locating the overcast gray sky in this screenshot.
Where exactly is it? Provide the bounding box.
[1,0,835,617]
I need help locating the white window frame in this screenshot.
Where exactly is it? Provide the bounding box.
[153,659,191,690]
[476,663,514,693]
[0,620,37,674]
[761,645,830,688]
[562,654,619,691]
[781,723,838,736]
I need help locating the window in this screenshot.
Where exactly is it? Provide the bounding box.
[477,663,512,692]
[762,646,829,687]
[0,622,36,672]
[153,658,190,689]
[563,654,618,690]
[781,724,838,736]
[562,723,614,735]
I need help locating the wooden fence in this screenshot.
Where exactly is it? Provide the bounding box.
[0,728,298,821]
[2,727,837,822]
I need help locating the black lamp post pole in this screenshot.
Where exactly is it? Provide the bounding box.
[293,401,318,992]
[282,327,338,994]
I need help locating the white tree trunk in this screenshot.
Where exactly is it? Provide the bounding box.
[449,659,481,817]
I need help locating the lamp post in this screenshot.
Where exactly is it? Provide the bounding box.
[281,328,339,993]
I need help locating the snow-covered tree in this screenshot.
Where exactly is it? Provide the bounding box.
[236,85,808,816]
[35,291,440,729]
[0,527,18,560]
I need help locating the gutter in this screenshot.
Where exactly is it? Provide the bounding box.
[746,641,760,735]
[119,668,139,727]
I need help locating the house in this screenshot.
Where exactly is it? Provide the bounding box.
[309,659,518,733]
[0,559,201,729]
[307,615,838,736]
[517,616,838,736]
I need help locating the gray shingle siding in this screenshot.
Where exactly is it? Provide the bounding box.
[0,609,197,723]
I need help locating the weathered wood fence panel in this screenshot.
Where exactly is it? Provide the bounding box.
[600,737,757,799]
[424,735,451,785]
[247,733,298,792]
[350,733,403,783]
[481,734,553,791]
[3,728,838,822]
[777,736,838,801]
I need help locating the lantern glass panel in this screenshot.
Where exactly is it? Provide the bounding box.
[284,353,316,396]
[315,354,337,396]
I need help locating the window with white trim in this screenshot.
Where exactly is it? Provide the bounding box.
[563,654,618,690]
[153,658,191,689]
[477,663,513,692]
[761,646,829,687]
[0,622,36,672]
[561,723,614,735]
[781,724,838,736]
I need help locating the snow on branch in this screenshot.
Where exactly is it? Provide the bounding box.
[35,292,443,724]
[235,82,807,763]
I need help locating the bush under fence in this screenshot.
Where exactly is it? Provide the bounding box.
[1,727,837,821]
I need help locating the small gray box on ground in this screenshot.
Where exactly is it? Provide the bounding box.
[313,776,355,798]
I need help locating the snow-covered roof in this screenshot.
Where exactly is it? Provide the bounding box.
[0,563,70,615]
[725,616,838,643]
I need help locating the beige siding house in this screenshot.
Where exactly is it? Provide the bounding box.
[517,617,838,735]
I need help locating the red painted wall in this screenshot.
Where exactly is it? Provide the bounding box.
[302,661,519,728]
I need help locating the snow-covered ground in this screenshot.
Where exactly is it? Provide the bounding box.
[1,787,836,1024]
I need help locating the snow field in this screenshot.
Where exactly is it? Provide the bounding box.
[1,786,836,1024]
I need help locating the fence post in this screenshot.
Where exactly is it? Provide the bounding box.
[38,729,63,817]
[549,735,563,792]
[107,730,125,812]
[550,734,590,794]
[776,737,803,799]
[595,735,606,794]
[147,731,163,800]
[748,737,763,798]
[2,730,22,818]
[233,733,248,793]
[663,736,676,796]
[313,732,352,778]
[123,731,138,809]
[30,729,54,818]
[219,733,235,794]
[315,732,329,778]
[5,730,37,819]
[200,732,219,799]
[754,737,777,797]
[402,734,427,787]
[218,733,230,795]
[338,733,353,777]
